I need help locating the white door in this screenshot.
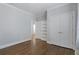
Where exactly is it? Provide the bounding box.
[47,10,74,49]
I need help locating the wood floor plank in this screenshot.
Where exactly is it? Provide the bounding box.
[0,39,75,55]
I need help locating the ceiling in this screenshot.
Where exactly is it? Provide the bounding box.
[9,3,59,17]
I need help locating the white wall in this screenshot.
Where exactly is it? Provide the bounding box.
[0,4,34,49]
[9,3,59,17]
[75,4,79,55]
[76,4,79,49]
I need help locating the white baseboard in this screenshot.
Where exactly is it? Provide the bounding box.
[0,38,31,49]
[75,49,79,55]
[47,40,75,50]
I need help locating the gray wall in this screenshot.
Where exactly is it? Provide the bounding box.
[0,4,34,49]
[76,4,79,49]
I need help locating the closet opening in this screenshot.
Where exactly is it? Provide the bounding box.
[33,23,36,33]
[32,23,36,47]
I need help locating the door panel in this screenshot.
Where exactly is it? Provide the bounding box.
[47,11,73,49]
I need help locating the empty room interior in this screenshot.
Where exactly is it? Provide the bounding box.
[0,3,79,55]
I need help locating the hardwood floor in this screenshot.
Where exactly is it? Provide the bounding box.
[0,39,75,55]
[31,39,47,55]
[47,44,74,55]
[0,40,32,55]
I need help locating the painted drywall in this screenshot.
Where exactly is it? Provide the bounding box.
[76,4,79,49]
[9,3,64,41]
[0,4,34,49]
[9,3,59,17]
[47,4,77,49]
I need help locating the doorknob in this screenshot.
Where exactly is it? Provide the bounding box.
[58,32,62,34]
